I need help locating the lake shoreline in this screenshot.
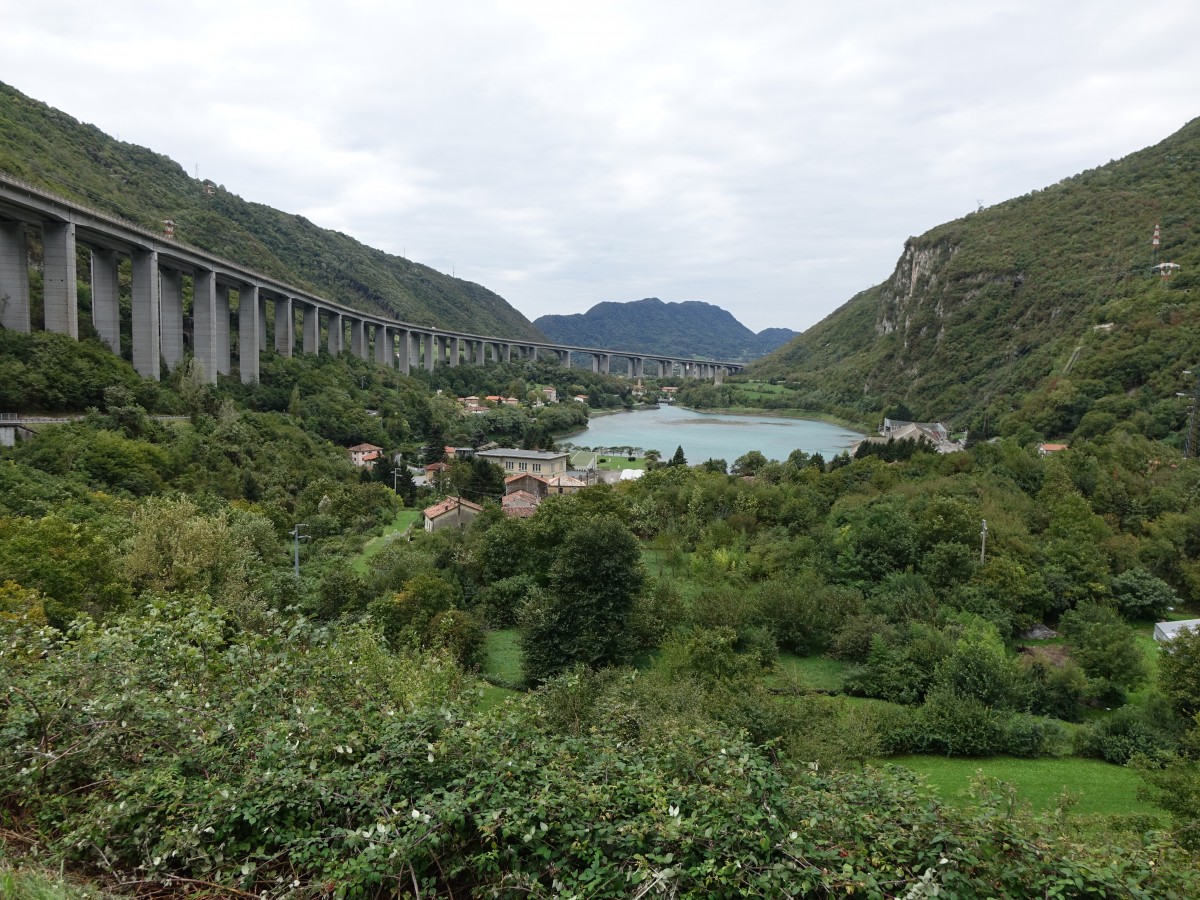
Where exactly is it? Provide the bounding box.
[556,403,864,461]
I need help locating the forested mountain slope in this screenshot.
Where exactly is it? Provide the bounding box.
[536,297,796,360]
[0,81,544,340]
[752,116,1200,441]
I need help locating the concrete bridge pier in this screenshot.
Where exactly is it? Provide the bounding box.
[449,336,460,367]
[474,340,486,365]
[374,324,389,366]
[238,284,261,384]
[131,249,160,380]
[326,311,342,356]
[714,367,725,385]
[257,296,268,353]
[159,268,184,371]
[275,296,294,358]
[350,318,366,359]
[302,302,319,354]
[191,269,218,384]
[423,334,436,371]
[558,349,571,368]
[395,329,410,374]
[42,222,77,338]
[90,249,121,354]
[0,220,30,332]
[216,285,231,376]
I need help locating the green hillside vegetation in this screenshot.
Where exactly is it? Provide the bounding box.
[6,332,1200,893]
[12,91,1200,892]
[747,116,1200,444]
[0,81,542,339]
[535,297,797,361]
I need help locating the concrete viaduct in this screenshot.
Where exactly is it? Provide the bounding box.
[0,174,745,386]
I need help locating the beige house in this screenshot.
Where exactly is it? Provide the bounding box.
[477,448,569,477]
[348,442,384,467]
[423,496,483,532]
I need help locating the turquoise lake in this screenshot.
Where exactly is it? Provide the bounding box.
[562,404,863,463]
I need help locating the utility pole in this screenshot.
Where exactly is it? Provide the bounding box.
[392,466,404,495]
[980,519,988,565]
[291,523,309,577]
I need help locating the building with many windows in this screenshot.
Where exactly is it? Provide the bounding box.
[476,448,570,477]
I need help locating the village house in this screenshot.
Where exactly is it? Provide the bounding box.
[347,442,384,467]
[852,419,964,455]
[477,447,570,477]
[540,386,558,403]
[501,490,541,518]
[1038,442,1069,457]
[423,496,483,532]
[505,471,586,500]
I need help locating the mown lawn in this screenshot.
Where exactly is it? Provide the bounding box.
[477,629,524,711]
[890,754,1162,818]
[775,653,852,692]
[482,629,523,684]
[349,508,422,574]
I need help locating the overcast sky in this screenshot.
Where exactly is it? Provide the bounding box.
[3,1,1199,333]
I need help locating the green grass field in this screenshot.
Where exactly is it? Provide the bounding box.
[594,455,646,472]
[775,653,853,692]
[890,755,1162,818]
[477,629,523,711]
[349,508,422,574]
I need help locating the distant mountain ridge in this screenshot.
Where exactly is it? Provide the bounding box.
[534,298,796,361]
[0,80,543,340]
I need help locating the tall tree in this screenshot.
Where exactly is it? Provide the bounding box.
[520,514,645,683]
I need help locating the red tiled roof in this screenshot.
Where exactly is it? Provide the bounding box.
[423,496,484,519]
[503,490,541,506]
[348,442,383,452]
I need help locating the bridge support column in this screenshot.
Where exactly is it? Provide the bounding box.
[275,296,294,357]
[90,249,121,354]
[159,268,184,371]
[239,285,261,383]
[714,367,724,385]
[348,318,363,359]
[475,340,486,365]
[257,296,268,353]
[327,311,343,355]
[374,324,389,366]
[424,334,436,371]
[131,249,160,380]
[396,329,410,373]
[503,343,512,362]
[302,303,319,354]
[559,350,571,368]
[216,286,231,376]
[602,354,611,375]
[42,222,77,338]
[192,268,218,384]
[449,336,460,367]
[0,220,30,332]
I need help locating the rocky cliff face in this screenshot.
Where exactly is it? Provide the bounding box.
[875,240,959,341]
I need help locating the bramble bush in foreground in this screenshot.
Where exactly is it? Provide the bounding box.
[2,600,1198,898]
